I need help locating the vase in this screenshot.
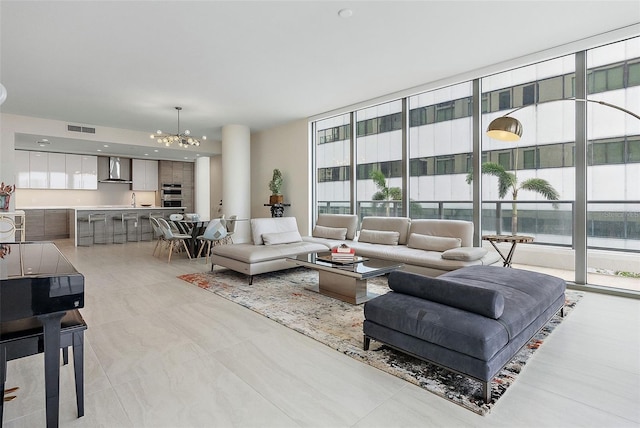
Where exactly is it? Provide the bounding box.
[0,194,9,210]
[269,194,284,204]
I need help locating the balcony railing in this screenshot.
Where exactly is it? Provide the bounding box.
[317,200,640,253]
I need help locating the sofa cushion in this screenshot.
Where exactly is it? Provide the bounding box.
[358,229,400,246]
[312,225,348,240]
[387,270,504,319]
[211,241,327,263]
[251,217,299,245]
[442,247,488,261]
[409,219,474,247]
[407,233,461,252]
[262,230,302,245]
[316,214,359,240]
[360,217,411,245]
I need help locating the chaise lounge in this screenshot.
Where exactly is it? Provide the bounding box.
[363,265,566,403]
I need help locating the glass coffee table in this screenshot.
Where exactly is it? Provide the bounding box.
[287,252,403,304]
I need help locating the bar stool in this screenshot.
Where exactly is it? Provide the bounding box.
[138,212,158,241]
[77,213,107,246]
[112,212,139,243]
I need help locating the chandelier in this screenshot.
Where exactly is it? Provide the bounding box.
[150,106,206,148]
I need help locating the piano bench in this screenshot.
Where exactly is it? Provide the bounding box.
[0,309,87,422]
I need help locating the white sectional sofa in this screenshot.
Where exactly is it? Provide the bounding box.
[210,214,500,283]
[210,217,327,284]
[304,214,500,277]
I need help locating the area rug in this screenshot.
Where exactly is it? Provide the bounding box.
[178,268,582,415]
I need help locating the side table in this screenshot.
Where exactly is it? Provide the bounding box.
[482,234,534,268]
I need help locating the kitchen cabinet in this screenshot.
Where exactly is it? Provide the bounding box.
[132,159,159,191]
[48,153,67,189]
[14,151,97,190]
[44,209,69,239]
[15,151,30,188]
[23,209,70,240]
[81,155,98,189]
[66,154,97,189]
[158,160,194,211]
[29,151,49,189]
[24,209,45,240]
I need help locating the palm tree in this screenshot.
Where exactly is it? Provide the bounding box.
[466,162,559,235]
[370,170,402,216]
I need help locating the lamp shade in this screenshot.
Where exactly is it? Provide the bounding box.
[486,116,523,141]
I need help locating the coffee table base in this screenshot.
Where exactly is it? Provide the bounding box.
[306,270,378,304]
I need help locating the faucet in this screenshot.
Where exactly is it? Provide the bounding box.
[131,192,136,207]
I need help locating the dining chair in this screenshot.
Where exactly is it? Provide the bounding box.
[149,216,167,257]
[222,214,238,244]
[156,217,192,263]
[196,219,228,263]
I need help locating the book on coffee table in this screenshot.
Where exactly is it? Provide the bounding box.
[316,254,368,265]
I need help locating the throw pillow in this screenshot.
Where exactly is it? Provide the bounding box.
[358,229,400,245]
[407,233,461,252]
[312,225,348,240]
[441,247,488,261]
[262,230,302,245]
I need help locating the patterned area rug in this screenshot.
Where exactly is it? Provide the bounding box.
[178,268,582,415]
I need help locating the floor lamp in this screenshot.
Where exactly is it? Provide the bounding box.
[486,98,640,141]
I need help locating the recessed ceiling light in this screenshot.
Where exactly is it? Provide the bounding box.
[103,144,109,148]
[97,149,102,152]
[154,149,159,152]
[144,153,149,156]
[338,8,353,18]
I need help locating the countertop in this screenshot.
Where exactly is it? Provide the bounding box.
[18,206,185,210]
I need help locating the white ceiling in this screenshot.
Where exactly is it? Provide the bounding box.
[1,1,639,161]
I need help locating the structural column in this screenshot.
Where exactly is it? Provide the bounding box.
[194,156,211,219]
[222,124,251,243]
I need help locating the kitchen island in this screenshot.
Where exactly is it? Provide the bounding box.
[71,206,185,246]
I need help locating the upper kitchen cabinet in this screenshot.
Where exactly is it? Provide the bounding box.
[15,150,30,188]
[132,159,158,191]
[48,152,67,189]
[15,150,98,190]
[29,151,49,188]
[66,154,98,190]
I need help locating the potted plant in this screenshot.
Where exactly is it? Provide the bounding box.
[269,168,284,204]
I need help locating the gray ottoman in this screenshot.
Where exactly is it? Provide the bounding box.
[363,265,566,402]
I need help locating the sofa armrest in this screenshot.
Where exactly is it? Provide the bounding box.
[387,271,504,319]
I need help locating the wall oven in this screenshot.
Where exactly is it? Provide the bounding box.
[161,183,182,207]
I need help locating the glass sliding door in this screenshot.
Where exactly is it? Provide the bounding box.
[586,38,640,292]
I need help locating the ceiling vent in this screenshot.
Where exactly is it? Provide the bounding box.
[67,124,96,134]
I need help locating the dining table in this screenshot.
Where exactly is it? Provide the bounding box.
[178,220,209,257]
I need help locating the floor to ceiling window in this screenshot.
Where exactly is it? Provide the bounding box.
[311,35,640,293]
[586,38,640,289]
[315,114,352,215]
[408,82,474,220]
[355,101,403,219]
[480,55,576,245]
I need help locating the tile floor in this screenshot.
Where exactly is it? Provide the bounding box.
[2,239,639,427]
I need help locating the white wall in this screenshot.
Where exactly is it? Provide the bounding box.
[251,119,311,234]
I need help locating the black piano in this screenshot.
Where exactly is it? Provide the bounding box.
[1,242,85,428]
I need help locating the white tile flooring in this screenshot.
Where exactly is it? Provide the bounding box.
[2,239,639,427]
